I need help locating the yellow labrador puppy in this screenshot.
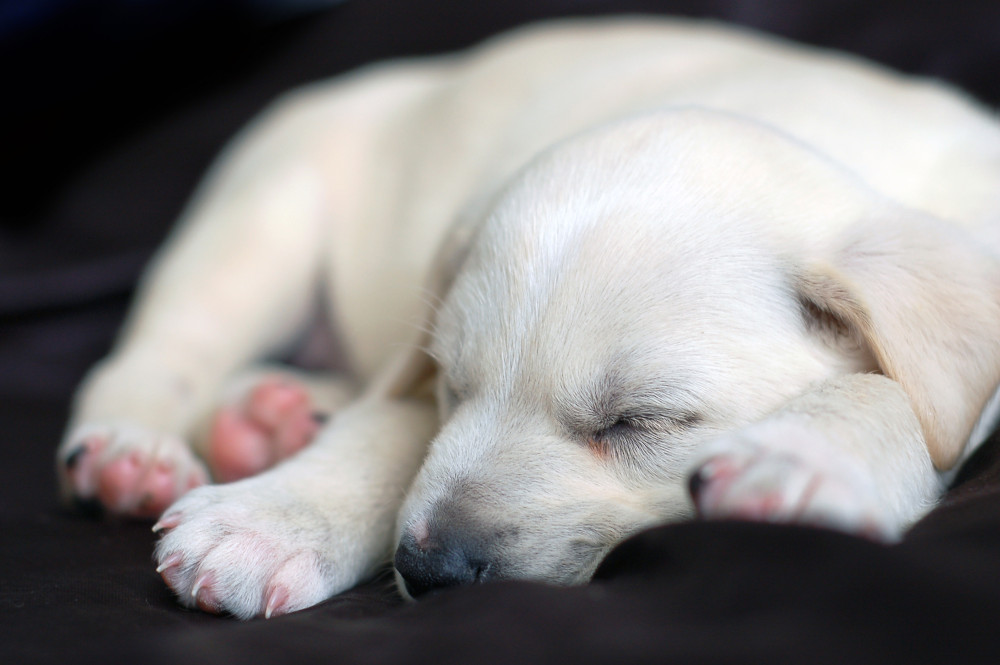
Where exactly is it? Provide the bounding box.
[57,18,1000,617]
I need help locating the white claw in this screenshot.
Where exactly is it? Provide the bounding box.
[264,586,288,619]
[152,512,182,533]
[191,573,210,599]
[155,552,183,574]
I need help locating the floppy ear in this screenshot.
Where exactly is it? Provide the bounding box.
[368,214,481,400]
[794,212,1000,470]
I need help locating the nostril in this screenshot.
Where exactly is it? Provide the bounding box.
[472,562,491,583]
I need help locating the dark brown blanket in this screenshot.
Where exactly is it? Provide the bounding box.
[4,1,1000,662]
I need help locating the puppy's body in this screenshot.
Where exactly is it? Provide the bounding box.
[58,18,1000,617]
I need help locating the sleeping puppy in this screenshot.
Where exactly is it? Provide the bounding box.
[57,17,1000,617]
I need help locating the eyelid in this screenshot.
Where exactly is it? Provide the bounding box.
[597,410,700,436]
[584,410,697,461]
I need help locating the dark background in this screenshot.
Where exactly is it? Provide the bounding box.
[3,1,1000,662]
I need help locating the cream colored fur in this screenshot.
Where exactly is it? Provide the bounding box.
[57,18,1000,617]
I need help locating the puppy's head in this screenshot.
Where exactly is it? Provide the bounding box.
[392,110,1000,597]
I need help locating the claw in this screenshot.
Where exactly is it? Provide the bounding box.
[190,572,209,599]
[687,466,708,501]
[64,445,88,470]
[264,585,289,619]
[155,551,183,574]
[152,513,182,533]
[191,573,221,612]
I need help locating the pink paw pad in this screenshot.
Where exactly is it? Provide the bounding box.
[96,451,145,511]
[207,378,322,483]
[688,452,812,521]
[64,433,207,518]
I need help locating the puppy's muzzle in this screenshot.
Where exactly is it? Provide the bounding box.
[394,520,501,598]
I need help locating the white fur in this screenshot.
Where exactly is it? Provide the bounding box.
[57,18,1000,616]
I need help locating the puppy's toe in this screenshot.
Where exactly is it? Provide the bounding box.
[206,377,320,483]
[153,482,340,619]
[206,408,273,482]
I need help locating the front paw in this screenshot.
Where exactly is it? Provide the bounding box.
[687,428,898,541]
[58,422,209,518]
[152,479,351,619]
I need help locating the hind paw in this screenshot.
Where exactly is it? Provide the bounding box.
[59,423,209,518]
[206,377,322,483]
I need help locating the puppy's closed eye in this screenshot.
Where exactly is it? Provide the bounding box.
[587,411,700,460]
[594,417,637,440]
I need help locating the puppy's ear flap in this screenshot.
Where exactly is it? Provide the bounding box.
[368,215,481,400]
[795,212,1000,470]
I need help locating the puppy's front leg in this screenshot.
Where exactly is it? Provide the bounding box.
[688,374,943,540]
[154,396,437,619]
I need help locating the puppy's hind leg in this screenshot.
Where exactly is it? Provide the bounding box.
[58,95,338,517]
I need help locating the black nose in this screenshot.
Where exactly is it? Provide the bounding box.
[393,531,494,598]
